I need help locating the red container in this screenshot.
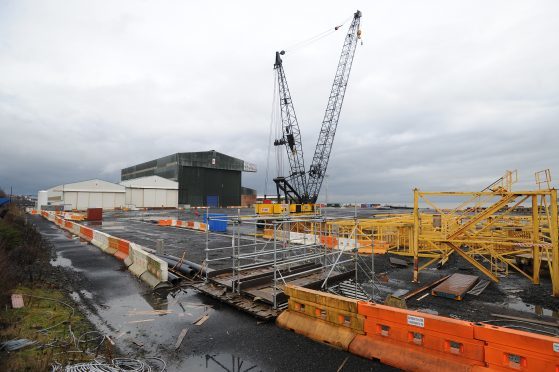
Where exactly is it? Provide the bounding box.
[87,208,103,221]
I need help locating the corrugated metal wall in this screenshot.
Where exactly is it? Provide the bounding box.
[178,166,241,207]
[121,154,179,181]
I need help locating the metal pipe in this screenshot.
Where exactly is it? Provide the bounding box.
[278,258,353,281]
[157,254,212,275]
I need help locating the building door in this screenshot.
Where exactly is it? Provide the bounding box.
[206,195,219,208]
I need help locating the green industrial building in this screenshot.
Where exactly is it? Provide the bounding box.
[121,151,256,207]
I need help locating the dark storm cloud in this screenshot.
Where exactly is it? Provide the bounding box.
[1,0,558,202]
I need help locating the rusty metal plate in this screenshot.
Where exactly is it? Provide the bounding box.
[431,273,479,300]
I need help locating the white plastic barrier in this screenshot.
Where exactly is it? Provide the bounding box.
[71,223,81,236]
[91,230,116,254]
[193,222,206,231]
[128,243,148,277]
[289,232,319,245]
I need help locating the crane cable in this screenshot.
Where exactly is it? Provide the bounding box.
[265,13,358,196]
[264,70,279,196]
[282,15,352,54]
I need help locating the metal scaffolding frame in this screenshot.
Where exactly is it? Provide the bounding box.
[203,212,378,308]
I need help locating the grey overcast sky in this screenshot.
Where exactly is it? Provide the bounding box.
[1,0,558,203]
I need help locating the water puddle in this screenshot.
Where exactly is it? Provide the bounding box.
[180,354,263,372]
[506,296,559,318]
[51,253,83,272]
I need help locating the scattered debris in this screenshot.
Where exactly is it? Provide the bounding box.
[132,340,144,347]
[431,273,479,301]
[416,293,430,301]
[0,338,37,351]
[389,257,408,267]
[490,313,559,328]
[11,294,24,309]
[384,294,407,309]
[337,356,349,372]
[174,328,188,350]
[467,279,490,296]
[53,357,166,372]
[128,309,173,316]
[193,313,210,326]
[376,272,389,283]
[127,319,155,324]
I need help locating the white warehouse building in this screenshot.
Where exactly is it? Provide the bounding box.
[44,179,126,210]
[119,176,178,209]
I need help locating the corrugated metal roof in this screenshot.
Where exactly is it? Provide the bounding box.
[0,198,10,207]
[119,175,179,189]
[121,150,256,181]
[49,179,125,193]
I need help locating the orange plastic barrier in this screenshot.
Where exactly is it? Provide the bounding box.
[351,302,486,370]
[320,235,339,248]
[79,226,93,241]
[358,240,389,254]
[108,236,118,251]
[279,285,559,372]
[158,220,172,226]
[64,221,73,229]
[473,323,559,371]
[277,285,363,350]
[114,239,130,261]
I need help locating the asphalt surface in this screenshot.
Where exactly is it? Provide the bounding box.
[31,215,399,372]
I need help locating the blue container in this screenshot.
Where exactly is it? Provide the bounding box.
[206,195,219,208]
[203,213,228,232]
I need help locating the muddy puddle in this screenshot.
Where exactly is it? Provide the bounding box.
[179,354,262,372]
[51,251,84,272]
[505,296,559,318]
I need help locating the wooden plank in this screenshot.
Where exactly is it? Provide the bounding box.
[402,275,450,300]
[193,313,210,326]
[175,328,188,350]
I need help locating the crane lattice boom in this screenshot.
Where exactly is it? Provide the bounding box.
[273,10,362,205]
[307,10,361,203]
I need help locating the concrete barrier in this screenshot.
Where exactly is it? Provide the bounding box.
[127,243,169,288]
[141,254,169,289]
[91,230,111,253]
[38,212,169,289]
[128,243,148,277]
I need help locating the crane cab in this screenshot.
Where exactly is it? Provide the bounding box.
[255,203,316,215]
